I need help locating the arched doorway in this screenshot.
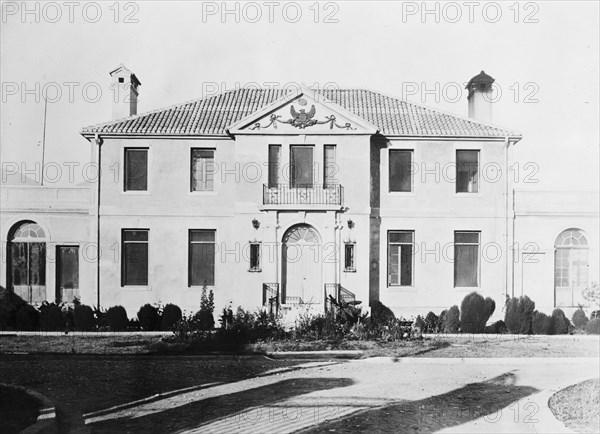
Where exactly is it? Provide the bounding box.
[282,224,322,304]
[554,228,589,307]
[7,221,47,303]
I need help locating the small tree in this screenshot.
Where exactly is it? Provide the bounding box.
[444,305,460,333]
[137,304,160,331]
[532,311,552,335]
[551,309,570,335]
[195,285,215,330]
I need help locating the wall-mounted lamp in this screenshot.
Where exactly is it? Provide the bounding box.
[347,219,354,229]
[252,218,260,230]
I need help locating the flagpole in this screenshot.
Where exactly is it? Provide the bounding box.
[41,97,48,186]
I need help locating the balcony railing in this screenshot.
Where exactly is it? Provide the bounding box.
[324,283,357,314]
[263,184,343,206]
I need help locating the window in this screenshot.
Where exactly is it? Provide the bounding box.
[388,231,414,286]
[290,146,313,187]
[122,229,149,286]
[344,242,355,272]
[389,150,413,192]
[249,242,261,272]
[555,229,589,307]
[124,148,148,191]
[189,230,216,286]
[324,145,337,187]
[454,231,480,287]
[191,149,215,191]
[456,150,479,193]
[268,145,281,188]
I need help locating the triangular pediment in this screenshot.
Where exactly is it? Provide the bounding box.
[227,87,378,135]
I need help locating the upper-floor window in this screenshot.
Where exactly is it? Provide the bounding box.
[191,149,215,192]
[121,229,149,286]
[189,229,216,286]
[268,145,281,188]
[290,145,313,188]
[324,145,337,187]
[388,231,414,286]
[456,150,479,193]
[389,150,413,192]
[454,231,480,287]
[124,148,148,191]
[344,242,356,272]
[249,242,261,272]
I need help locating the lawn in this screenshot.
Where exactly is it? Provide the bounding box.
[1,333,598,358]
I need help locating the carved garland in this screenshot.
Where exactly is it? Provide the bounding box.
[250,105,355,131]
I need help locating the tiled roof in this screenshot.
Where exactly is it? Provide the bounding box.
[81,88,521,138]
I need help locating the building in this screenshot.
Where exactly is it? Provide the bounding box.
[1,66,598,320]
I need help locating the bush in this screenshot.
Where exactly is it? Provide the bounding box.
[137,304,160,331]
[0,292,27,330]
[572,308,589,329]
[16,304,39,331]
[370,300,395,326]
[161,304,182,331]
[505,296,535,334]
[105,305,128,331]
[39,302,66,331]
[460,292,496,333]
[551,309,571,335]
[423,311,440,333]
[532,311,553,335]
[585,318,600,335]
[74,304,95,331]
[484,320,508,334]
[444,305,460,333]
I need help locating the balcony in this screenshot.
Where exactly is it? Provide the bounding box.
[262,183,343,207]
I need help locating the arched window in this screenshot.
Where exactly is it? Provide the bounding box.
[555,229,589,307]
[7,221,47,303]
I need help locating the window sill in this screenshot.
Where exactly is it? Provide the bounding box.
[188,285,215,290]
[453,286,479,291]
[122,191,151,195]
[344,269,356,273]
[454,192,483,198]
[121,285,152,291]
[248,269,262,273]
[387,285,416,292]
[189,191,217,196]
[388,191,416,197]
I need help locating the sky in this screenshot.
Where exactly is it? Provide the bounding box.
[1,0,599,190]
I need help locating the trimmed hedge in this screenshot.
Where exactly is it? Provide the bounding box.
[585,318,600,335]
[137,304,160,331]
[572,309,589,329]
[370,300,395,326]
[74,304,95,331]
[16,305,39,331]
[444,305,460,333]
[551,309,570,335]
[505,296,535,334]
[532,311,552,335]
[161,304,182,331]
[105,305,128,331]
[460,292,495,333]
[39,302,65,331]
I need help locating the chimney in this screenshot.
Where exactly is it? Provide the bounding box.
[109,64,141,120]
[466,70,494,124]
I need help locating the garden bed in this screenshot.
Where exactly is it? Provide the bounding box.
[549,378,600,433]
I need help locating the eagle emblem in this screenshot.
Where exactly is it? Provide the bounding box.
[290,104,317,128]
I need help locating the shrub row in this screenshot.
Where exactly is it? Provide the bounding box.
[0,295,183,332]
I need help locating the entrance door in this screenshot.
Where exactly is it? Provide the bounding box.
[56,246,79,303]
[282,225,321,304]
[9,221,47,303]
